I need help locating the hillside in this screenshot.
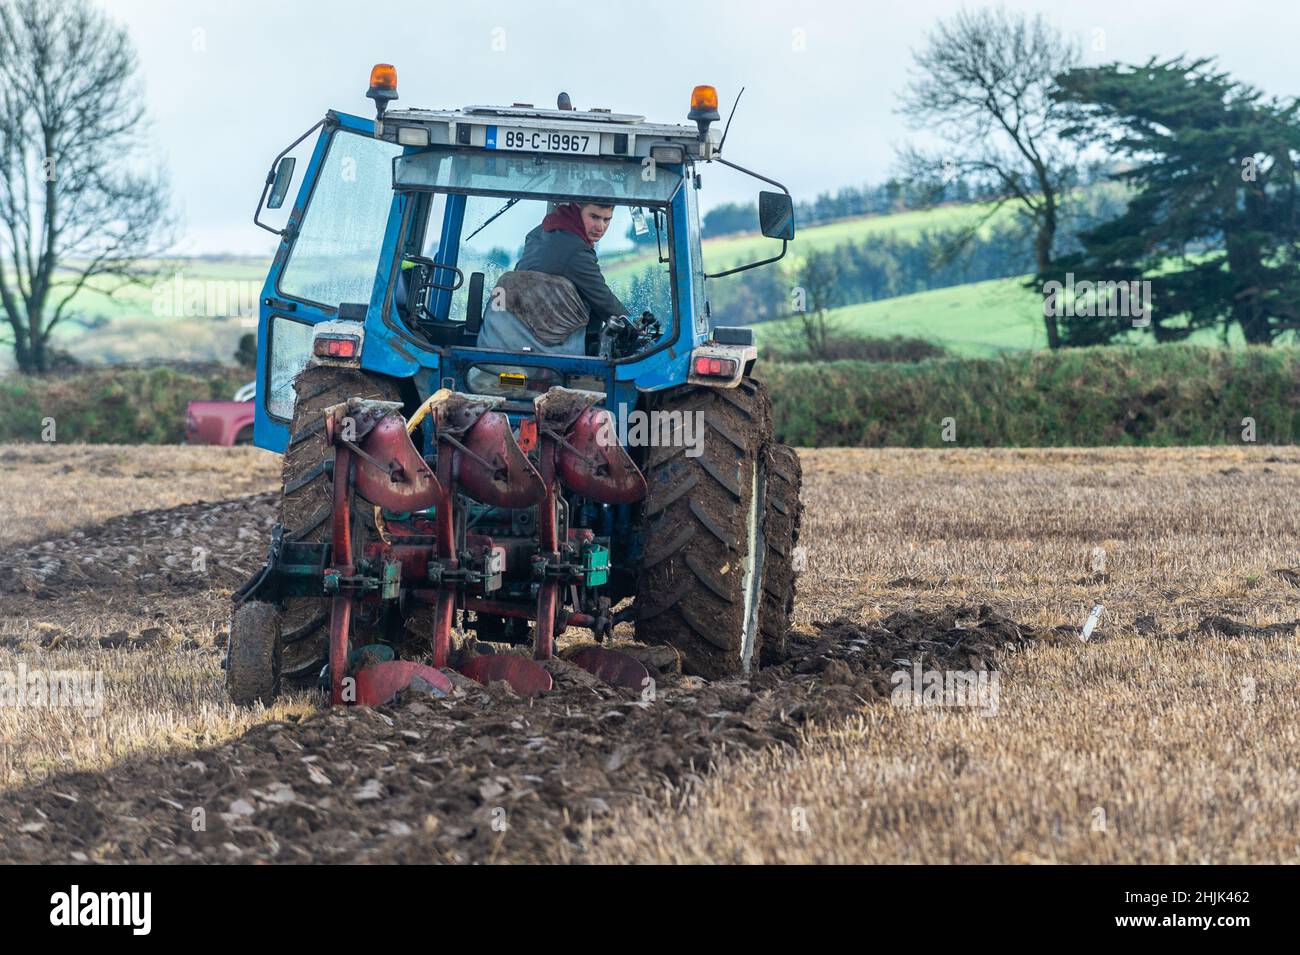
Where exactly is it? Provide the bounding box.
[754,275,1047,356]
[603,199,1012,281]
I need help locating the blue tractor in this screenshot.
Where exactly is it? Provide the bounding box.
[227,65,802,705]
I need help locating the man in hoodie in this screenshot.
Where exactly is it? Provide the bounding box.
[478,200,628,356]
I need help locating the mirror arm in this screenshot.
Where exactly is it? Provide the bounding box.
[254,117,327,236]
[704,241,787,280]
[700,156,793,279]
[711,155,791,197]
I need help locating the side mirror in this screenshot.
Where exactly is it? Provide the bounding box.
[267,157,297,210]
[758,191,795,241]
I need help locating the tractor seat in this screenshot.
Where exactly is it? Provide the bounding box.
[477,271,589,356]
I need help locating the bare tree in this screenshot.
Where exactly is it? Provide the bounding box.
[775,248,840,359]
[899,7,1079,348]
[0,0,172,373]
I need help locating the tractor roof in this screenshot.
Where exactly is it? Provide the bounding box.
[377,104,716,161]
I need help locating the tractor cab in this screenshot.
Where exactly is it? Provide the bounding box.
[251,66,794,453]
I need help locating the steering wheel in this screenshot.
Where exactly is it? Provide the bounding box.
[402,254,465,304]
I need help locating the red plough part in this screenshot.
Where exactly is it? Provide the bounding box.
[531,389,648,688]
[567,645,651,693]
[322,399,449,706]
[458,654,554,696]
[318,389,653,704]
[417,391,551,695]
[354,659,454,706]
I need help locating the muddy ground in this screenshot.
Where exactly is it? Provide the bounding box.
[3,615,1057,864]
[4,445,1298,864]
[0,490,1068,863]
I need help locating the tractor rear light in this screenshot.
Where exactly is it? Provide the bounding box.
[693,355,737,377]
[313,334,360,359]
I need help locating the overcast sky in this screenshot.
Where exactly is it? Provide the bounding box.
[100,0,1300,255]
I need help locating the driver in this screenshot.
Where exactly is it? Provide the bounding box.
[517,200,626,328]
[478,200,627,355]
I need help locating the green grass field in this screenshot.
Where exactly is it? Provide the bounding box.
[755,272,1260,358]
[755,275,1049,356]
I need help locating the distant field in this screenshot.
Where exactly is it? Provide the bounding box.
[757,275,1048,356]
[2,257,270,370]
[755,274,1263,357]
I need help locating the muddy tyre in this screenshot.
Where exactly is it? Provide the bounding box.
[635,377,773,678]
[759,443,802,664]
[278,365,402,684]
[227,601,282,705]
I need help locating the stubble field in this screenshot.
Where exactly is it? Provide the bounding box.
[1,443,1297,863]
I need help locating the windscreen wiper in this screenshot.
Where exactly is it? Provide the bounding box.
[464,197,520,243]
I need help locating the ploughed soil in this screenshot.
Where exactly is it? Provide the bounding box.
[6,489,1289,864]
[0,492,276,608]
[0,491,1076,863]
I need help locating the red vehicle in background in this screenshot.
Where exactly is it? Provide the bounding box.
[186,381,256,446]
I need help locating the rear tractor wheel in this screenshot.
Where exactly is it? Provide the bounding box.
[635,377,800,678]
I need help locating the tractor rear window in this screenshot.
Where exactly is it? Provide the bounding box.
[437,197,673,326]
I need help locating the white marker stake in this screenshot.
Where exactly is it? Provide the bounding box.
[1081,605,1104,642]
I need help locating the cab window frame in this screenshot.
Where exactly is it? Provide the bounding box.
[380,181,684,365]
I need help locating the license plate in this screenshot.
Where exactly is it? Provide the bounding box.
[486,126,598,155]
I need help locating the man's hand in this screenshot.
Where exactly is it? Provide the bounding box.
[598,311,662,359]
